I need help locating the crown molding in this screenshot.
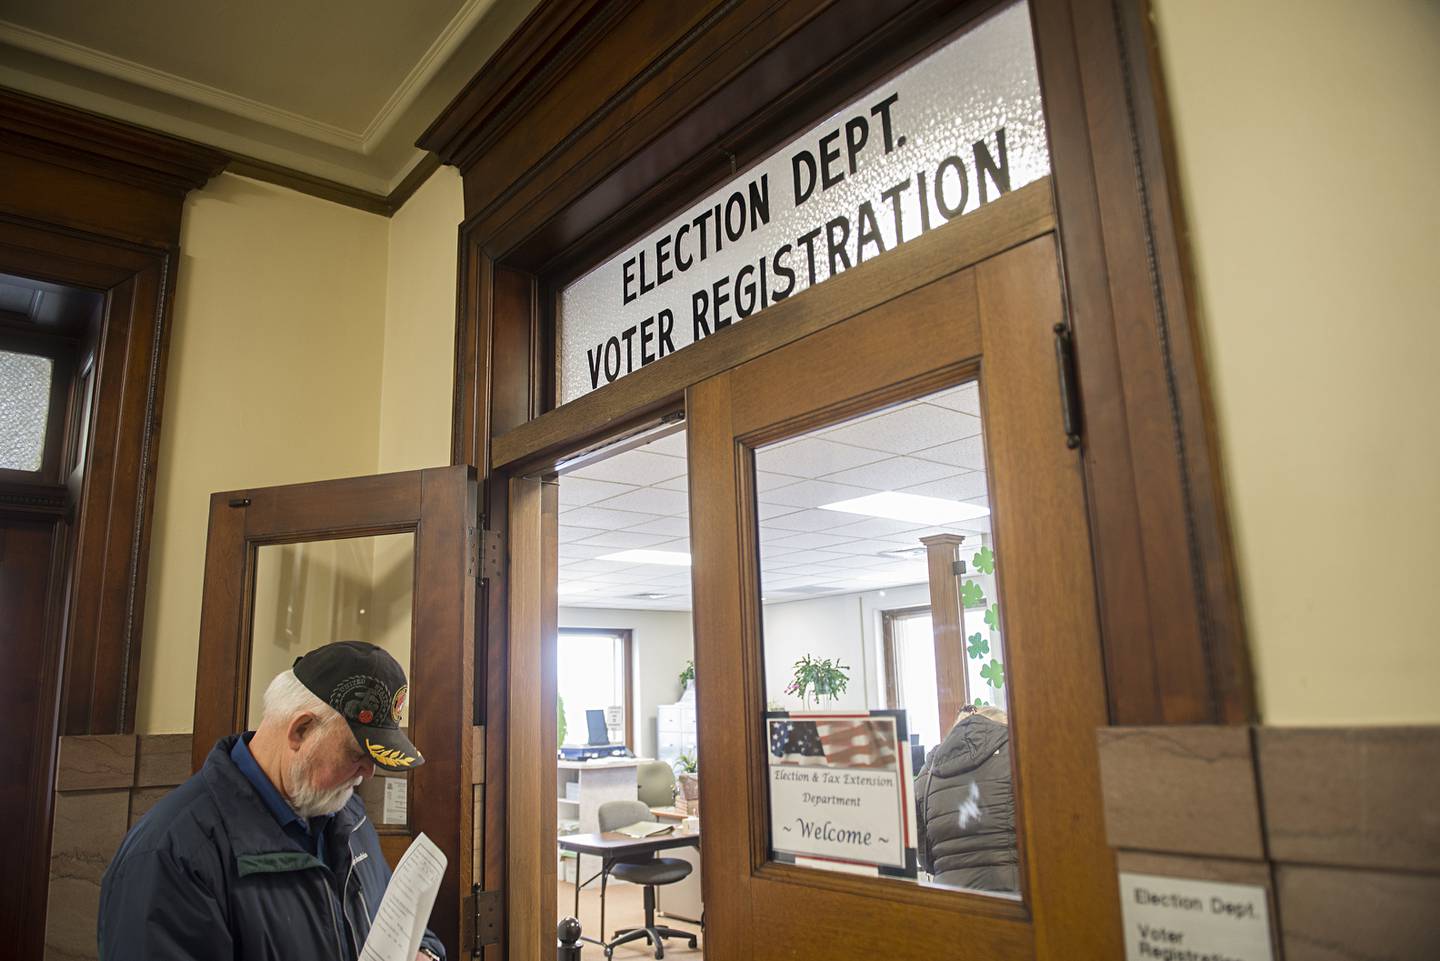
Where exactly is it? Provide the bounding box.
[0,19,366,151]
[361,0,503,151]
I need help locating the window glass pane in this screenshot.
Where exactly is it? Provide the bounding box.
[557,631,626,746]
[755,379,1017,897]
[0,350,53,472]
[249,532,416,829]
[558,0,1046,403]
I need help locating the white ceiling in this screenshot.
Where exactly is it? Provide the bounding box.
[559,383,992,612]
[0,0,540,194]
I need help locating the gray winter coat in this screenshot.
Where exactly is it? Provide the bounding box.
[914,714,1018,892]
[98,735,445,961]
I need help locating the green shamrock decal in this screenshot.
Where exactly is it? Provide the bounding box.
[984,604,1000,631]
[966,632,989,659]
[980,658,1005,689]
[973,698,989,707]
[972,546,995,575]
[961,580,987,608]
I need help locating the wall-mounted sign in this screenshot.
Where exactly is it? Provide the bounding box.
[765,711,917,875]
[558,1,1049,403]
[1119,873,1275,961]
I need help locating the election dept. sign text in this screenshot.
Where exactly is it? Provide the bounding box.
[558,2,1049,402]
[766,713,916,873]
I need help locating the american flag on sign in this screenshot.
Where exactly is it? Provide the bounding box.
[769,718,899,770]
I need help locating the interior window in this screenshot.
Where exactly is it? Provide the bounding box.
[0,349,54,472]
[557,628,631,749]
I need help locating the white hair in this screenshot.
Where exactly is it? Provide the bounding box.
[261,669,343,728]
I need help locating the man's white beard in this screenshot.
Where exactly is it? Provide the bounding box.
[288,737,363,818]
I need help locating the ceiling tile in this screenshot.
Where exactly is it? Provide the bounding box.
[593,486,691,516]
[625,516,692,536]
[557,524,605,544]
[558,477,637,509]
[757,503,800,521]
[755,470,802,492]
[754,437,888,477]
[572,530,673,549]
[560,506,666,530]
[821,456,961,490]
[926,382,981,415]
[757,548,852,566]
[825,537,926,556]
[558,543,614,561]
[763,509,853,533]
[821,404,981,454]
[569,450,686,486]
[759,479,872,509]
[656,474,688,492]
[764,531,854,550]
[639,431,688,458]
[825,517,932,539]
[913,435,986,470]
[901,471,990,502]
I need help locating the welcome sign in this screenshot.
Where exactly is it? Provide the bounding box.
[766,712,917,874]
[557,1,1050,403]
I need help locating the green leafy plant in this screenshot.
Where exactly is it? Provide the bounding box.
[673,752,697,774]
[786,654,850,710]
[961,580,987,608]
[557,694,567,747]
[678,659,695,694]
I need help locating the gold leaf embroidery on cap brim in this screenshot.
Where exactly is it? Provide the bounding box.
[366,739,417,768]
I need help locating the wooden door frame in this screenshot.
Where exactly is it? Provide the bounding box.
[0,89,224,961]
[191,466,478,957]
[422,1,1253,956]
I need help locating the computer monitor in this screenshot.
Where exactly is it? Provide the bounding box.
[586,708,609,746]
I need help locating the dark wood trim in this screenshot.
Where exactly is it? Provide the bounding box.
[0,325,75,485]
[190,466,478,957]
[1029,0,1253,723]
[225,151,444,217]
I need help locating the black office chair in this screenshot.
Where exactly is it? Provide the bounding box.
[597,799,698,959]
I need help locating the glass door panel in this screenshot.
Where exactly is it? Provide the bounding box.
[248,532,417,832]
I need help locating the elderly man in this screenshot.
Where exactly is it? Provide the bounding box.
[99,641,445,961]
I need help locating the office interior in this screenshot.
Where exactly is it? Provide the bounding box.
[550,379,1002,956]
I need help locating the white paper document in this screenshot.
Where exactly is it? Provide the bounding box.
[359,832,447,961]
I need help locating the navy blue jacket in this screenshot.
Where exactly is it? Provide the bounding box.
[98,735,445,961]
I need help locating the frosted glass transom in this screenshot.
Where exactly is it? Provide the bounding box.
[0,349,53,472]
[558,1,1048,404]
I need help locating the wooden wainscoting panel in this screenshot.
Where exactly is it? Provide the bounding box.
[1096,726,1264,859]
[1258,727,1440,874]
[55,735,135,791]
[1277,864,1440,961]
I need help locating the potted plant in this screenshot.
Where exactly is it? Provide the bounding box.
[785,654,851,710]
[673,753,699,815]
[677,659,695,698]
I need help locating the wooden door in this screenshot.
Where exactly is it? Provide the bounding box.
[191,465,478,958]
[688,236,1120,958]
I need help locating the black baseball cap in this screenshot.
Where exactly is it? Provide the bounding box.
[293,641,423,772]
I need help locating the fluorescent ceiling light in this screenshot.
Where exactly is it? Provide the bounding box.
[596,549,692,566]
[819,491,990,525]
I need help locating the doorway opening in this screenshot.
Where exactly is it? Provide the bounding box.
[551,425,703,958]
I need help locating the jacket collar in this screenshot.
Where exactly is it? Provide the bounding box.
[201,735,369,864]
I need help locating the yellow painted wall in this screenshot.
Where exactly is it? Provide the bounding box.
[379,167,462,474]
[1151,0,1440,723]
[138,175,388,733]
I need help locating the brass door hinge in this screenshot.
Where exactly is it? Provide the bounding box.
[471,885,502,955]
[467,529,503,581]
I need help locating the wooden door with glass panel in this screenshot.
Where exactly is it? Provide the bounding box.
[688,236,1119,959]
[190,465,478,958]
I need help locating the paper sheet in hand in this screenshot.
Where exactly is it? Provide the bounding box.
[359,832,446,961]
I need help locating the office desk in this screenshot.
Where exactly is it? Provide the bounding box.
[557,830,702,950]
